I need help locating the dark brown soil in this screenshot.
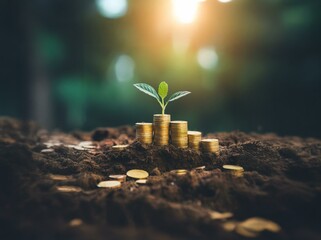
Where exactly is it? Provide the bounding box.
[0,117,321,240]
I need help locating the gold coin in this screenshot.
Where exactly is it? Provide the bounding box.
[171,169,188,175]
[49,174,72,181]
[193,166,206,171]
[188,131,202,136]
[223,165,244,171]
[136,179,147,184]
[57,186,82,192]
[238,217,281,233]
[97,180,121,188]
[109,174,127,182]
[112,145,129,150]
[210,211,233,220]
[126,169,149,179]
[41,149,54,153]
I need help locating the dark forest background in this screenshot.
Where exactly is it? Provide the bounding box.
[1,0,321,138]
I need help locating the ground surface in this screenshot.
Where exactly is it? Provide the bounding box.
[0,117,321,240]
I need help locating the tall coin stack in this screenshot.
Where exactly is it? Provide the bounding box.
[200,139,220,155]
[153,114,171,146]
[136,123,153,144]
[188,131,202,151]
[170,121,188,148]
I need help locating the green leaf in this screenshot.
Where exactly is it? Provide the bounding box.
[168,91,191,102]
[133,83,160,101]
[158,81,168,99]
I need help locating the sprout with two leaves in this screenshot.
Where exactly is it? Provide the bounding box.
[133,81,191,115]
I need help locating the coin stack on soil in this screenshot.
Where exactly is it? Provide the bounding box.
[153,114,171,146]
[170,121,188,148]
[200,139,220,155]
[188,131,202,151]
[136,122,153,144]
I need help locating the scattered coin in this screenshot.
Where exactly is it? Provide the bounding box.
[41,149,54,153]
[56,186,82,193]
[136,179,147,185]
[136,123,153,144]
[112,145,129,150]
[49,174,72,181]
[193,165,206,171]
[109,174,127,182]
[126,169,149,179]
[223,165,244,171]
[170,121,188,148]
[69,218,83,227]
[210,211,233,220]
[79,141,94,146]
[153,114,171,146]
[223,165,244,177]
[73,146,86,151]
[97,180,121,189]
[171,169,188,175]
[238,217,281,233]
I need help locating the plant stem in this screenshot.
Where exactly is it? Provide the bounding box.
[161,98,165,115]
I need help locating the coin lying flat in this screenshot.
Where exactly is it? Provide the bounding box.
[171,169,188,175]
[193,166,206,171]
[49,174,72,181]
[239,217,281,233]
[112,145,129,150]
[97,180,121,189]
[41,149,54,153]
[126,169,149,179]
[136,179,147,185]
[109,174,127,182]
[210,211,233,220]
[223,165,244,171]
[57,186,82,193]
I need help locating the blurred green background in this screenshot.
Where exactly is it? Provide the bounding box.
[1,0,321,137]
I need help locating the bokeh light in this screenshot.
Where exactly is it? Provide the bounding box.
[96,0,128,19]
[172,0,199,24]
[115,55,135,82]
[197,47,219,70]
[218,0,233,3]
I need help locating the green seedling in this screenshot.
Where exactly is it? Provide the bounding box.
[134,81,191,115]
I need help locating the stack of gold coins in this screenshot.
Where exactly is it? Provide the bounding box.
[170,121,188,148]
[153,114,171,146]
[188,131,202,151]
[200,139,220,155]
[136,122,153,144]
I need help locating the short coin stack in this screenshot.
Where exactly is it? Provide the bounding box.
[136,122,153,144]
[153,114,171,146]
[188,131,202,151]
[170,121,188,148]
[201,139,220,155]
[223,165,244,177]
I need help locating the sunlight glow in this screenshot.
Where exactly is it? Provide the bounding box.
[172,0,199,24]
[197,47,219,70]
[218,0,233,3]
[96,0,128,19]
